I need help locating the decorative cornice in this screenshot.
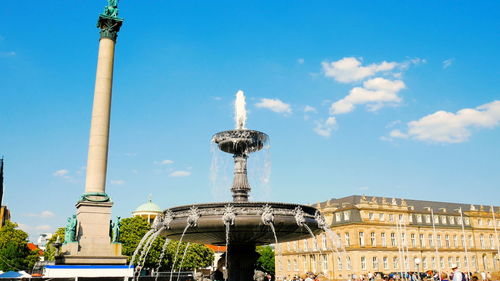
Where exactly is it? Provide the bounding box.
[97,15,123,42]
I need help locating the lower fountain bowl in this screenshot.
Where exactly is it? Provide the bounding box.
[161,202,323,246]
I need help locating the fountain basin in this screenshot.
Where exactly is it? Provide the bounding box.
[162,202,322,245]
[212,130,268,155]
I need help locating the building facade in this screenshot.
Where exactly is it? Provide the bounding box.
[276,195,500,280]
[132,196,163,224]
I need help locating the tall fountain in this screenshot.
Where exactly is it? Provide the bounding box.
[138,91,324,281]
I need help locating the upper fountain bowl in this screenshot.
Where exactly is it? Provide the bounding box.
[212,130,269,155]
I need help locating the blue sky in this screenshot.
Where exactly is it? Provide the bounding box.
[1,1,499,241]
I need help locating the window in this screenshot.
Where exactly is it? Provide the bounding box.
[383,257,389,270]
[411,233,416,247]
[381,232,387,247]
[344,211,351,221]
[441,216,447,224]
[336,233,342,248]
[440,257,445,269]
[391,233,397,247]
[464,256,468,268]
[402,233,407,246]
[404,256,409,269]
[335,213,341,222]
[414,257,419,269]
[464,217,470,225]
[478,219,483,226]
[429,234,434,247]
[370,232,376,246]
[322,234,327,250]
[433,215,439,224]
[420,234,425,248]
[399,214,404,222]
[389,214,394,222]
[425,215,431,223]
[437,235,442,248]
[490,234,495,249]
[472,256,477,269]
[445,235,450,248]
[457,216,463,225]
[337,257,342,270]
[359,232,365,247]
[361,256,366,270]
[417,214,422,223]
[461,235,465,247]
[369,212,374,220]
[480,234,485,249]
[393,257,399,269]
[432,257,436,269]
[303,256,308,271]
[322,255,328,273]
[345,232,350,246]
[449,216,455,224]
[294,259,298,271]
[409,215,413,223]
[448,257,453,268]
[313,238,318,250]
[469,235,474,247]
[303,239,308,251]
[456,257,461,268]
[346,256,351,270]
[423,257,428,269]
[379,213,385,221]
[488,219,492,227]
[373,256,379,269]
[288,259,291,271]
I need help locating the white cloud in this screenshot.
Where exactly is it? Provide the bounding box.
[297,58,305,64]
[160,160,174,165]
[304,105,317,113]
[110,180,125,185]
[390,100,500,143]
[322,57,398,83]
[18,223,52,233]
[330,78,406,114]
[53,169,69,177]
[313,117,337,137]
[255,98,292,115]
[443,58,455,69]
[26,210,55,218]
[0,51,16,58]
[212,96,222,101]
[169,170,191,177]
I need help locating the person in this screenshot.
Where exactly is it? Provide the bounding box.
[480,272,486,281]
[211,256,225,281]
[471,276,478,281]
[304,273,314,281]
[368,272,374,281]
[451,265,463,281]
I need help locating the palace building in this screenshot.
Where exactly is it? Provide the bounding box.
[275,195,500,280]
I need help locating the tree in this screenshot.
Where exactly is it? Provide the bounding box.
[256,245,275,274]
[0,221,40,271]
[120,216,214,271]
[44,227,65,262]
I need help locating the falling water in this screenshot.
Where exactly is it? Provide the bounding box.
[303,223,323,256]
[235,90,246,130]
[247,143,272,201]
[224,222,230,281]
[135,230,162,279]
[129,229,155,267]
[210,142,232,201]
[154,238,171,281]
[176,242,191,281]
[169,225,191,281]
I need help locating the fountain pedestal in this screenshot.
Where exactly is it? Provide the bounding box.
[227,244,259,281]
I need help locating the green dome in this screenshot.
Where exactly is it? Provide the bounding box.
[134,199,162,213]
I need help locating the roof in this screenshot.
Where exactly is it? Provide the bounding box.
[27,243,43,255]
[205,244,227,252]
[316,195,499,215]
[133,198,162,213]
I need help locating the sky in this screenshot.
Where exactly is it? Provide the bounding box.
[1,1,499,241]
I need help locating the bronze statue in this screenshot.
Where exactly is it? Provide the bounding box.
[103,0,119,18]
[111,216,121,243]
[64,215,78,243]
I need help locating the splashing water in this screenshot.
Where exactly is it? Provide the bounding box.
[135,230,162,279]
[169,225,191,281]
[176,242,191,281]
[129,229,155,268]
[235,90,246,130]
[154,238,171,281]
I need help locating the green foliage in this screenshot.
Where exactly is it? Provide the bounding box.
[256,245,275,274]
[44,227,65,261]
[0,221,40,271]
[120,216,214,270]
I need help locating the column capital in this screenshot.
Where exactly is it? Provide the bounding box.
[97,15,123,42]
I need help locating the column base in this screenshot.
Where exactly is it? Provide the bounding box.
[227,244,259,281]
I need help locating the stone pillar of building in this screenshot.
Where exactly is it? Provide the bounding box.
[57,10,127,265]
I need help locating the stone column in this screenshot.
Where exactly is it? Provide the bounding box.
[231,154,251,202]
[84,16,123,195]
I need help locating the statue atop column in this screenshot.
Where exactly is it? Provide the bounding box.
[110,216,121,243]
[102,0,120,19]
